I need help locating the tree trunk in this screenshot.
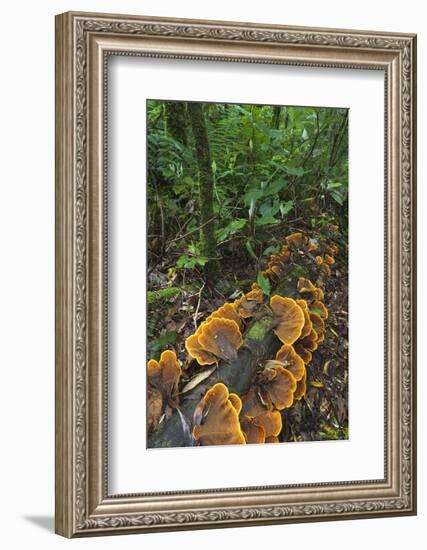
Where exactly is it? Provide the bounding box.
[164,101,188,145]
[187,102,218,281]
[272,105,281,129]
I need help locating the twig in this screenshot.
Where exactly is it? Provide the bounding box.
[193,282,206,329]
[302,110,320,167]
[167,216,218,246]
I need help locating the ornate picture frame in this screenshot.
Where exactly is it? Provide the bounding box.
[55,11,417,537]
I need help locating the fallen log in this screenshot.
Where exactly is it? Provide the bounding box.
[147,310,280,448]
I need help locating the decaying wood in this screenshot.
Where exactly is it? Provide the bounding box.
[148,309,279,448]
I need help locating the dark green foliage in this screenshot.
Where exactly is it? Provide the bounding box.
[147,100,348,287]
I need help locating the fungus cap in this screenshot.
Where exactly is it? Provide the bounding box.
[198,318,243,362]
[192,383,246,446]
[147,350,181,432]
[296,299,313,339]
[300,328,319,352]
[280,245,291,260]
[324,254,335,265]
[241,421,265,444]
[259,365,297,410]
[241,387,270,418]
[286,232,307,248]
[270,295,305,345]
[147,350,181,397]
[275,344,305,381]
[293,369,307,403]
[297,277,325,302]
[309,312,325,337]
[185,333,217,365]
[242,410,282,444]
[320,263,332,276]
[147,387,163,433]
[186,317,243,365]
[207,302,241,327]
[234,288,263,318]
[294,343,313,364]
[311,300,328,319]
[253,410,282,438]
[265,435,279,443]
[228,392,243,415]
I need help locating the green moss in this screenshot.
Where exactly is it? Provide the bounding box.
[147,287,181,305]
[318,423,349,441]
[245,315,272,342]
[289,264,309,279]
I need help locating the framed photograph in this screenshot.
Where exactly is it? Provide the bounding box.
[55,11,417,537]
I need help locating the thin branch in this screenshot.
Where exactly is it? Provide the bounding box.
[302,111,320,167]
[193,282,206,329]
[167,215,218,245]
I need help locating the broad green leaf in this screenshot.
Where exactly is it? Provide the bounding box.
[263,244,280,256]
[257,272,271,296]
[195,257,209,266]
[280,200,293,216]
[330,190,344,205]
[263,179,288,196]
[327,181,343,189]
[256,214,280,226]
[149,331,178,357]
[284,166,305,177]
[245,240,258,260]
[244,187,263,206]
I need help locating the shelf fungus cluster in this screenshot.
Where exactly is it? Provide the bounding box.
[147,350,182,433]
[185,287,264,366]
[147,230,336,446]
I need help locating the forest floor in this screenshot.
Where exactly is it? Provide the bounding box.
[147,222,348,442]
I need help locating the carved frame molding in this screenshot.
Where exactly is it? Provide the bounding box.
[55,12,416,537]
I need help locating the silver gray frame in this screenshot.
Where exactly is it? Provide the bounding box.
[55,11,417,537]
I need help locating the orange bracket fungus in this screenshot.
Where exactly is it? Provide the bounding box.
[309,311,325,337]
[263,245,290,281]
[185,317,243,365]
[241,410,282,444]
[270,295,305,345]
[311,300,328,319]
[234,287,264,318]
[206,302,242,327]
[147,350,181,398]
[257,364,297,410]
[296,299,313,339]
[285,232,307,249]
[299,328,319,353]
[297,277,324,302]
[192,383,246,445]
[147,387,163,433]
[198,318,243,361]
[275,343,305,381]
[293,369,307,403]
[147,350,182,432]
[241,387,268,418]
[324,254,335,265]
[294,343,313,364]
